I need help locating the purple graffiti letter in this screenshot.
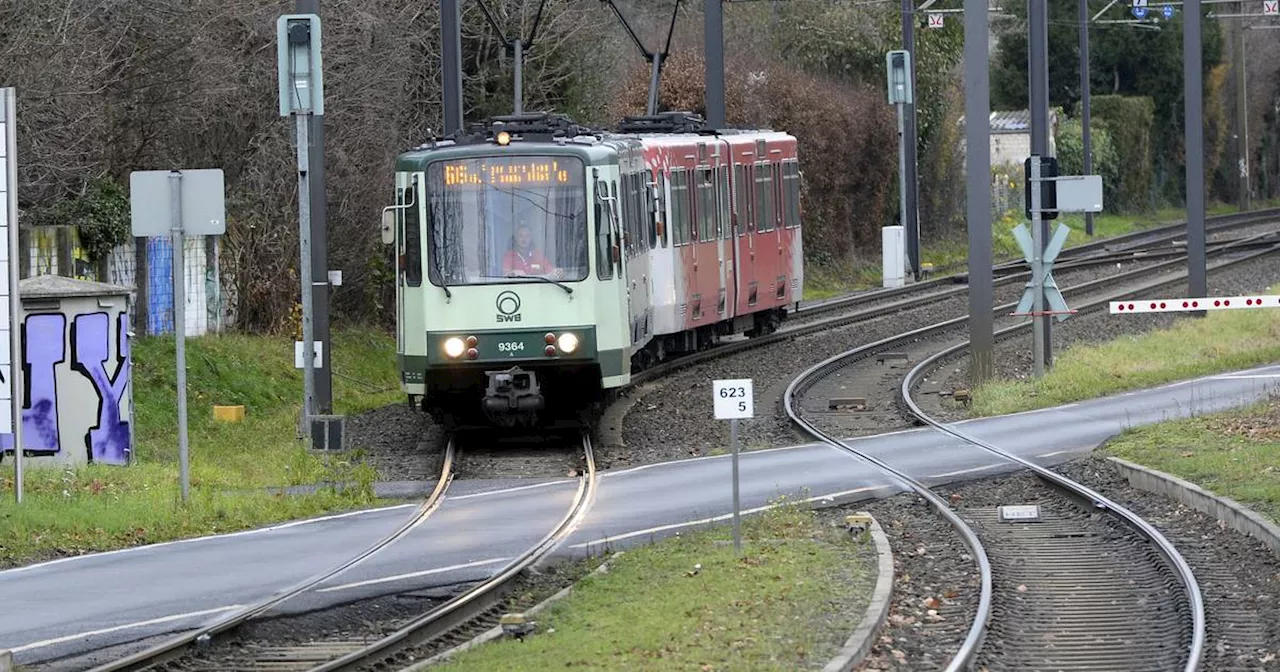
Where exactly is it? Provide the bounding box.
[72,313,131,465]
[22,314,67,455]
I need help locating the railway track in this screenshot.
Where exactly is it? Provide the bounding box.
[83,433,596,672]
[788,207,1280,319]
[779,240,1280,669]
[630,214,1280,391]
[83,440,459,672]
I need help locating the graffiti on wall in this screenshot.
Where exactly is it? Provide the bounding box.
[1,311,132,465]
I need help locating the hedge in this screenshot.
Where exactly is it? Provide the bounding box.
[1078,95,1155,212]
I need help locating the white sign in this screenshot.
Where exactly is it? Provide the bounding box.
[129,169,226,237]
[295,340,324,368]
[927,13,944,28]
[713,379,753,420]
[999,505,1041,521]
[1131,0,1148,6]
[1264,0,1278,16]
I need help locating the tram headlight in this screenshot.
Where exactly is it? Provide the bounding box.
[443,337,466,359]
[557,332,579,354]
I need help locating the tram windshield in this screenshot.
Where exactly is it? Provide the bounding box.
[426,155,588,286]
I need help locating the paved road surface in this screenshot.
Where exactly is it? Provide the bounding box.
[6,366,1280,666]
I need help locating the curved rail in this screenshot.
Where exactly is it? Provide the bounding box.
[894,282,1236,671]
[784,355,993,672]
[88,439,458,672]
[792,207,1280,316]
[308,431,598,671]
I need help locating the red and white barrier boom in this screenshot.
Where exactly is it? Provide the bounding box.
[1110,295,1280,314]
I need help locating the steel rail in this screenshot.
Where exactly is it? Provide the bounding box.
[307,432,598,672]
[784,346,993,672]
[782,240,1276,672]
[890,247,1280,671]
[792,206,1280,316]
[87,439,458,672]
[630,220,1280,388]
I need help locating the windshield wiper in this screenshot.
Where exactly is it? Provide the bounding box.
[425,195,451,299]
[505,274,573,295]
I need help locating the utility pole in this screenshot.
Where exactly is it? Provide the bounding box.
[296,0,332,418]
[1028,0,1052,369]
[705,0,726,128]
[1186,0,1207,308]
[1234,3,1250,211]
[442,0,464,135]
[1079,0,1094,236]
[901,0,921,280]
[965,0,994,386]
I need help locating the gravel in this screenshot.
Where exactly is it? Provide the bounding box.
[844,454,1280,670]
[342,239,1280,481]
[149,556,604,671]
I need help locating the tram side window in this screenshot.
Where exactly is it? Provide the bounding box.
[784,162,801,228]
[734,164,748,236]
[755,163,774,233]
[645,172,658,249]
[718,167,731,239]
[697,168,715,242]
[403,181,422,287]
[596,180,613,280]
[671,169,688,246]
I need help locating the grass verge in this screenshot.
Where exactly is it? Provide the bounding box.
[1099,396,1280,524]
[436,499,877,672]
[969,283,1280,417]
[0,325,402,568]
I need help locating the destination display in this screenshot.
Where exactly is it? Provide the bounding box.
[441,157,579,188]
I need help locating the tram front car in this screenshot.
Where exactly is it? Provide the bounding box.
[382,118,630,430]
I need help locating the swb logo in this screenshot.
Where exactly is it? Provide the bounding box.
[496,291,522,322]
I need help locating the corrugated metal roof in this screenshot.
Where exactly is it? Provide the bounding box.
[19,274,132,299]
[957,109,1060,133]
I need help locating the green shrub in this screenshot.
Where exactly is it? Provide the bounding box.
[1057,118,1121,214]
[1079,96,1155,212]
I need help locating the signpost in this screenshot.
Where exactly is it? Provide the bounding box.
[713,378,753,554]
[278,13,325,445]
[1,89,23,503]
[1016,156,1103,377]
[928,12,945,28]
[885,50,917,283]
[130,168,226,502]
[1132,0,1149,19]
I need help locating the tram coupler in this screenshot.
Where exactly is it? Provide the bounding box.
[483,366,545,413]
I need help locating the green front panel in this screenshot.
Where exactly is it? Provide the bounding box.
[425,326,598,366]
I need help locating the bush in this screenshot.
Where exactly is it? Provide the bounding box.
[1056,118,1120,214]
[1081,95,1155,212]
[608,50,898,264]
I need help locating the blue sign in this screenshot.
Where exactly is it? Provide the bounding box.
[1162,5,1174,19]
[1132,6,1148,18]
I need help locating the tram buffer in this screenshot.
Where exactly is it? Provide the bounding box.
[1013,155,1104,378]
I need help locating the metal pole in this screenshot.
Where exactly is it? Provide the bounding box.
[730,417,741,555]
[1186,0,1207,307]
[1235,11,1250,210]
[1028,0,1052,369]
[647,55,662,116]
[897,102,909,266]
[442,0,464,134]
[704,0,726,128]
[1030,156,1045,379]
[296,114,316,432]
[901,0,921,279]
[169,171,190,503]
[1080,0,1095,236]
[513,38,523,115]
[4,88,22,504]
[965,0,994,386]
[296,0,332,417]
